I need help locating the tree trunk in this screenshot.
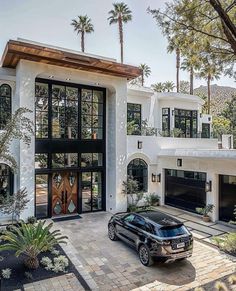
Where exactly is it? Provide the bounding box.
[81,32,85,52]
[207,74,211,114]
[24,256,39,269]
[141,73,144,86]
[176,48,180,92]
[118,17,124,63]
[190,66,194,95]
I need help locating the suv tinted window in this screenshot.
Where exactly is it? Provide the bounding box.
[133,215,146,230]
[156,225,188,237]
[123,214,135,223]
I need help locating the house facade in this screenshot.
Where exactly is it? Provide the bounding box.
[0,39,235,223]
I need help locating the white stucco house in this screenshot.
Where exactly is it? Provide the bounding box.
[0,39,235,224]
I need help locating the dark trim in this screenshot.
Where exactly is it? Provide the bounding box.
[127,103,142,135]
[174,108,198,138]
[0,83,12,130]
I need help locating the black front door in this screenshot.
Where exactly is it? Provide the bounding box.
[219,175,236,222]
[165,169,206,213]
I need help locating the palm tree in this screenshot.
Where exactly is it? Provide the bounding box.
[108,2,132,63]
[197,61,221,114]
[167,41,180,92]
[71,15,94,52]
[139,64,151,86]
[181,55,200,95]
[164,81,175,92]
[151,82,165,92]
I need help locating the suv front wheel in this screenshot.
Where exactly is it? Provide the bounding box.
[139,244,154,267]
[108,224,119,241]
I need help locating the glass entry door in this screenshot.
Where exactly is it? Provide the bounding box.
[52,171,78,216]
[81,172,102,212]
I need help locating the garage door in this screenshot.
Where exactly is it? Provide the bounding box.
[165,169,206,213]
[219,175,236,222]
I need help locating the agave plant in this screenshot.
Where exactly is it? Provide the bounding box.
[0,220,67,269]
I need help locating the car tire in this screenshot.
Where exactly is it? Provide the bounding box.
[108,224,119,241]
[138,244,154,267]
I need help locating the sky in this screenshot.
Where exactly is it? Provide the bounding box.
[0,0,235,88]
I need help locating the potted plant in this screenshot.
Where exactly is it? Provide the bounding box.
[122,176,143,212]
[145,193,160,207]
[196,204,214,222]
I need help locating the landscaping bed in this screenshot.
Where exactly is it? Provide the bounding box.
[0,242,89,291]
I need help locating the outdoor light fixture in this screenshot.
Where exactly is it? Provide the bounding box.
[177,158,182,167]
[48,75,54,79]
[151,173,157,182]
[172,110,175,116]
[137,140,143,149]
[205,181,212,192]
[156,173,161,183]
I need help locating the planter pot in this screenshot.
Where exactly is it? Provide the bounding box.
[202,216,211,222]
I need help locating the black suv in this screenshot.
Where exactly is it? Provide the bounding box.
[108,210,193,266]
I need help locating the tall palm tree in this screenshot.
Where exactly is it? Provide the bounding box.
[71,15,94,52]
[139,64,151,86]
[197,62,221,114]
[164,81,175,92]
[108,2,132,63]
[167,42,180,93]
[151,82,165,92]
[181,55,200,95]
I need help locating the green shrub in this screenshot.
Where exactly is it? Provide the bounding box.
[27,216,37,224]
[212,232,236,254]
[0,220,67,269]
[196,204,214,217]
[145,193,160,206]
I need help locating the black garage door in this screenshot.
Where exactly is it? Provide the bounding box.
[165,169,206,213]
[219,175,236,222]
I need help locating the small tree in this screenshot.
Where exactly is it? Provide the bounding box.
[0,188,30,224]
[122,176,143,211]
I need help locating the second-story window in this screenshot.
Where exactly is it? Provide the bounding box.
[174,109,198,138]
[0,84,11,130]
[127,103,141,135]
[162,108,170,134]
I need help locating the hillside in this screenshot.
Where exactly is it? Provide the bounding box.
[194,84,236,116]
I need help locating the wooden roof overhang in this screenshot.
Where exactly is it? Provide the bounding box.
[1,40,141,80]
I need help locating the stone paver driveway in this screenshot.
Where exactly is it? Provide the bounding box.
[56,212,236,291]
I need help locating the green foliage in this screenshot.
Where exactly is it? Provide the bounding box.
[212,116,231,138]
[148,1,235,79]
[141,119,157,136]
[27,216,37,225]
[145,193,160,206]
[0,188,30,224]
[164,81,175,92]
[196,204,214,217]
[24,271,33,280]
[122,176,139,195]
[0,107,34,171]
[127,120,140,135]
[222,94,236,128]
[212,232,236,255]
[1,268,11,279]
[151,82,166,92]
[179,81,190,94]
[41,255,69,273]
[0,221,67,269]
[139,63,151,86]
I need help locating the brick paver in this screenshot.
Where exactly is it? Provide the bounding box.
[55,212,236,291]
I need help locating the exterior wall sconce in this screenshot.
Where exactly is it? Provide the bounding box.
[137,140,143,149]
[151,173,157,182]
[205,181,212,192]
[172,109,175,116]
[177,158,182,167]
[156,173,161,183]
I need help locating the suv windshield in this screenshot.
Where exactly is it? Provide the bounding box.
[156,224,188,237]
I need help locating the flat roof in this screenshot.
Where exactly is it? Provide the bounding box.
[1,39,141,80]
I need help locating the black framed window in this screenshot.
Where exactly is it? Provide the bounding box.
[52,85,78,139]
[201,123,210,138]
[81,153,103,168]
[0,84,11,130]
[127,103,141,135]
[127,158,148,191]
[35,154,48,169]
[162,108,170,133]
[0,163,13,200]
[174,109,198,138]
[35,174,48,218]
[81,89,104,140]
[51,153,78,168]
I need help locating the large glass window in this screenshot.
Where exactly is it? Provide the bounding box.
[81,89,104,139]
[35,174,48,218]
[81,153,103,167]
[162,108,170,134]
[35,154,48,169]
[127,158,148,191]
[174,109,198,138]
[201,123,210,138]
[52,153,78,168]
[0,164,13,201]
[81,171,102,212]
[35,82,49,138]
[127,103,141,135]
[0,84,11,130]
[52,85,78,139]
